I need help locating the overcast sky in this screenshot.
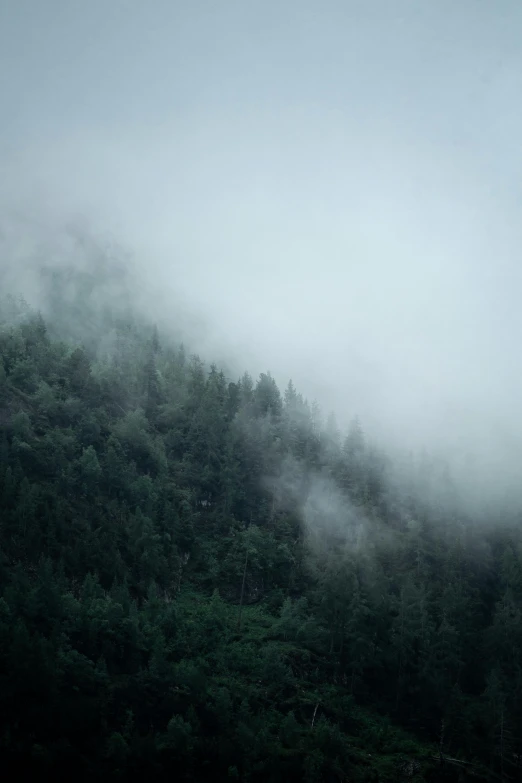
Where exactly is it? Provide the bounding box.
[1,0,522,484]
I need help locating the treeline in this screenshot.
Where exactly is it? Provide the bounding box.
[0,270,521,782]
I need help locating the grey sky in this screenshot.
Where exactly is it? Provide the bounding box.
[1,0,522,489]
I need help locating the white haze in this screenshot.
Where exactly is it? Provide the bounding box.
[268,455,370,550]
[1,0,522,503]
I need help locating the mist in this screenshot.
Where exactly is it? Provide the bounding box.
[1,0,522,505]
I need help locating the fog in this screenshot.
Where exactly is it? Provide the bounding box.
[1,0,522,500]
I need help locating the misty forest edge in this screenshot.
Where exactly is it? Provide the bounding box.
[0,257,520,783]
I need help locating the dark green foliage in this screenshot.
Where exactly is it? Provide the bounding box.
[0,286,515,782]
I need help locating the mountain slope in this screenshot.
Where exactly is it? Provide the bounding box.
[0,286,516,782]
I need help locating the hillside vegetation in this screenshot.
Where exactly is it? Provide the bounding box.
[0,262,520,782]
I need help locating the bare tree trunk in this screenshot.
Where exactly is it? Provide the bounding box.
[500,710,505,782]
[395,601,405,711]
[237,548,249,632]
[395,652,402,712]
[439,720,445,768]
[177,552,189,593]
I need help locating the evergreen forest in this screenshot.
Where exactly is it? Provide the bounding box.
[1,255,522,783]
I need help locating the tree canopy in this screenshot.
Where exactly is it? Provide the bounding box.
[0,277,520,782]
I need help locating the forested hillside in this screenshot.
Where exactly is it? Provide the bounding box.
[1,263,522,782]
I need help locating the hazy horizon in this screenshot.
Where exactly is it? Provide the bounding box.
[2,0,522,497]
